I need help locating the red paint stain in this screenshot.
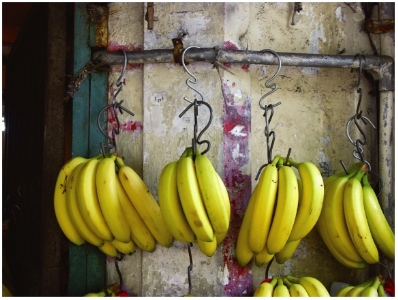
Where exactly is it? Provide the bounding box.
[223,41,239,50]
[107,107,143,137]
[241,64,249,72]
[222,82,253,296]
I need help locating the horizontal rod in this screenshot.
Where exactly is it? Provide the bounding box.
[91,48,394,90]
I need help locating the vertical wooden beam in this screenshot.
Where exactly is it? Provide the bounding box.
[68,2,107,296]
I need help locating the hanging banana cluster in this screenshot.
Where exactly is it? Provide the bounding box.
[158,147,231,257]
[54,153,173,257]
[316,161,395,269]
[254,275,330,297]
[236,155,324,267]
[336,275,386,297]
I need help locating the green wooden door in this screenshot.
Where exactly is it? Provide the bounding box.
[68,3,108,296]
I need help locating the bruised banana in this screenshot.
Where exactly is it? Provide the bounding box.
[117,160,173,248]
[248,155,279,253]
[54,156,89,245]
[158,160,195,243]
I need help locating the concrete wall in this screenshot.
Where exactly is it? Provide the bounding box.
[104,3,391,296]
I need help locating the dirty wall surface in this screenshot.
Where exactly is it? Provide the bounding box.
[105,2,383,296]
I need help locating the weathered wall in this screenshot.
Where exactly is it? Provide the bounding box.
[105,2,390,296]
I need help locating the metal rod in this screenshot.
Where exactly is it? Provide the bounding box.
[92,48,394,90]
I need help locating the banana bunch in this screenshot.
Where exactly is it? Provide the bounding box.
[254,275,330,297]
[316,162,395,269]
[236,155,324,267]
[54,153,173,257]
[158,147,230,257]
[336,275,386,297]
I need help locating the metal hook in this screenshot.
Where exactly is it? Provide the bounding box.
[258,49,282,110]
[112,50,128,103]
[181,46,205,104]
[187,242,193,295]
[97,100,135,156]
[179,99,213,158]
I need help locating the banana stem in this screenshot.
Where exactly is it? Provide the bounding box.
[282,277,293,288]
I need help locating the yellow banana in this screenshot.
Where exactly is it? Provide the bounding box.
[54,156,88,245]
[76,158,113,241]
[158,161,195,243]
[322,173,365,263]
[287,160,324,242]
[111,239,136,256]
[66,161,104,247]
[273,278,290,297]
[197,235,218,257]
[335,285,354,296]
[235,187,256,267]
[362,174,395,260]
[176,156,214,242]
[195,154,229,234]
[287,276,330,297]
[322,161,364,187]
[266,163,299,254]
[274,239,301,264]
[343,170,379,264]
[248,155,279,253]
[98,240,118,258]
[254,244,274,267]
[283,278,309,297]
[115,174,156,253]
[117,162,173,248]
[254,278,277,297]
[214,170,230,244]
[360,276,382,297]
[96,156,130,243]
[315,198,366,269]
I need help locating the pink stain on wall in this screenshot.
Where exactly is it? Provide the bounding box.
[222,82,253,296]
[223,41,250,73]
[106,107,143,139]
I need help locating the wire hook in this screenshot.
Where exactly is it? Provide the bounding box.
[179,99,213,158]
[97,50,135,156]
[258,49,282,110]
[181,46,205,104]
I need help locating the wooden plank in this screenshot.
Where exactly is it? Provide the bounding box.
[68,3,107,296]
